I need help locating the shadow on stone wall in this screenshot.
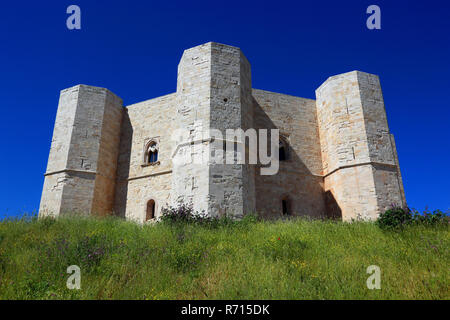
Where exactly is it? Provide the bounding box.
[252,96,328,219]
[324,190,342,220]
[113,110,132,219]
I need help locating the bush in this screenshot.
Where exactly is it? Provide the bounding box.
[160,203,209,224]
[377,206,448,229]
[377,206,413,229]
[414,208,448,225]
[160,203,246,228]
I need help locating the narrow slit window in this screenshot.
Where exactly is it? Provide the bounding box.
[146,200,156,221]
[279,138,288,161]
[282,199,290,216]
[279,145,287,161]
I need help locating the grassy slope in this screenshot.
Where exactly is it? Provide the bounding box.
[0,216,448,300]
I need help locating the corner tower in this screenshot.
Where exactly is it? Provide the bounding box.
[316,71,406,221]
[171,42,255,218]
[39,85,123,217]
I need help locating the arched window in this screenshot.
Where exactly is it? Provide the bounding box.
[279,138,289,161]
[282,197,291,216]
[146,199,156,221]
[146,141,159,164]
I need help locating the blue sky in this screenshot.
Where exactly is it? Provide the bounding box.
[0,0,449,218]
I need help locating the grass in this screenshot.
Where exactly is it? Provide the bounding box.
[0,215,448,300]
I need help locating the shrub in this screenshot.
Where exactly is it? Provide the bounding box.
[160,202,209,224]
[160,203,246,228]
[377,206,413,229]
[413,208,448,225]
[377,205,448,229]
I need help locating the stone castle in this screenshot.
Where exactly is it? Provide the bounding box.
[39,42,406,222]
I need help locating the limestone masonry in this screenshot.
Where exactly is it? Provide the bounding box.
[39,42,406,222]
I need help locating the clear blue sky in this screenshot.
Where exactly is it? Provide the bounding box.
[0,0,449,218]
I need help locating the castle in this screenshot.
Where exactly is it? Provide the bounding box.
[39,42,406,222]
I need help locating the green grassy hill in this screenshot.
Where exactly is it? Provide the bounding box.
[0,215,448,299]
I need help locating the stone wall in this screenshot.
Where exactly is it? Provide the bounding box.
[316,71,405,220]
[40,85,123,217]
[208,43,255,218]
[40,43,406,222]
[171,43,212,215]
[172,42,255,218]
[114,93,177,222]
[40,86,79,216]
[252,89,325,218]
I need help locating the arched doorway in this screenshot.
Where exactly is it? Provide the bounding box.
[146,199,156,221]
[282,197,291,216]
